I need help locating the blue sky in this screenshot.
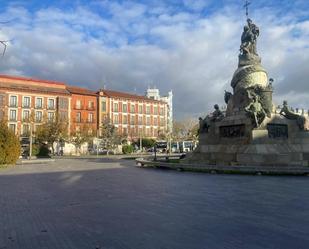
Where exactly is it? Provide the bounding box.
[0,0,308,119]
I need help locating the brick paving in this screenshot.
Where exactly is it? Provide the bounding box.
[0,158,309,249]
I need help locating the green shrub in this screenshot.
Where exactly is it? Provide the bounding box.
[32,144,39,156]
[122,144,134,154]
[0,121,21,165]
[32,144,50,158]
[132,138,156,149]
[37,144,50,157]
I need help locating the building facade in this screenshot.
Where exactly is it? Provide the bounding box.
[98,89,168,140]
[67,86,98,135]
[0,75,71,137]
[146,88,173,135]
[0,74,170,142]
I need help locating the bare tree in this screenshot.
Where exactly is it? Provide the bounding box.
[0,20,12,56]
[172,118,198,141]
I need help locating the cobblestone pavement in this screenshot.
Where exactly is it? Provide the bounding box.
[0,158,308,249]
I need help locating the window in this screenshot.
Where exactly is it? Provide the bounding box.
[88,113,94,123]
[88,101,94,110]
[160,117,165,126]
[138,105,143,114]
[123,115,127,124]
[130,104,135,113]
[160,107,164,115]
[48,99,55,110]
[48,112,55,122]
[123,104,127,113]
[23,96,31,108]
[101,98,107,112]
[146,106,150,114]
[9,124,16,133]
[59,98,68,109]
[59,111,68,121]
[154,117,158,126]
[22,124,30,136]
[138,116,143,125]
[22,110,30,121]
[130,115,135,125]
[146,117,150,126]
[154,106,158,115]
[0,94,4,107]
[36,98,43,109]
[9,110,17,121]
[35,111,43,122]
[76,100,82,109]
[9,96,17,107]
[114,115,119,124]
[76,112,81,123]
[114,103,119,112]
[123,128,127,135]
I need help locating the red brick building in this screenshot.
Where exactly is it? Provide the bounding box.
[66,86,97,135]
[0,74,169,142]
[0,75,70,136]
[98,89,168,140]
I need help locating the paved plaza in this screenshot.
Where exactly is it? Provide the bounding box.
[0,158,309,249]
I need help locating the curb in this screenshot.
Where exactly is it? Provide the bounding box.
[135,158,309,176]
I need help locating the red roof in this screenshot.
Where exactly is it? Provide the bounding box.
[0,74,66,86]
[67,86,97,96]
[0,82,70,95]
[100,89,165,104]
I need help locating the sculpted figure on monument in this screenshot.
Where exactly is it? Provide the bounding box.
[244,95,266,128]
[224,91,233,104]
[240,18,259,56]
[210,104,224,122]
[198,117,209,134]
[198,105,225,134]
[280,100,307,130]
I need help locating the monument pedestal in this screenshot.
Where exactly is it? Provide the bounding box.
[187,114,309,166]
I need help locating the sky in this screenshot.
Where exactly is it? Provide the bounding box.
[0,0,308,119]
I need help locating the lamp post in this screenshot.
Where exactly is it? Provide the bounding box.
[29,122,33,160]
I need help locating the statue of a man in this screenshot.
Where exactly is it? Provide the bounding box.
[240,18,259,55]
[280,100,306,130]
[245,95,266,127]
[210,104,224,122]
[198,117,209,134]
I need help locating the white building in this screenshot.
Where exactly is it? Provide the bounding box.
[146,88,173,135]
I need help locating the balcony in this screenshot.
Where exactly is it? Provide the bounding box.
[74,105,84,110]
[22,104,31,109]
[47,106,56,110]
[86,119,96,124]
[9,103,18,108]
[74,118,83,123]
[9,117,17,122]
[86,106,95,111]
[22,117,30,122]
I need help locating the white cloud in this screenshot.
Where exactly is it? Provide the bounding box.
[0,2,308,119]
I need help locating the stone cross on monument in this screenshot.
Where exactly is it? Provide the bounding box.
[244,0,251,18]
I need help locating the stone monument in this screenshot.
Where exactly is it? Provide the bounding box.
[186,5,309,166]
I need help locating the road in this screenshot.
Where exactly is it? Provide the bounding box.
[0,157,308,249]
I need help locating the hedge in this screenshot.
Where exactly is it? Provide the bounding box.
[0,121,21,165]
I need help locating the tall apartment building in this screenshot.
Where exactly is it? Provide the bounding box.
[0,75,71,136]
[146,88,173,134]
[67,86,97,134]
[98,89,168,140]
[0,74,170,142]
